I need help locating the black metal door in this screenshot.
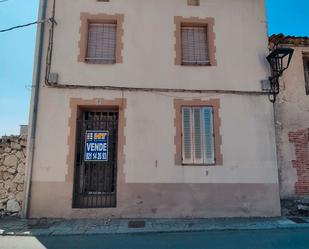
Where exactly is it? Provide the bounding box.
[73,110,118,208]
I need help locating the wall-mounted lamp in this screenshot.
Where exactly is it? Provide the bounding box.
[266,47,294,102]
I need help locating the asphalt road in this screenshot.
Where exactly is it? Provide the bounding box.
[1,228,309,249]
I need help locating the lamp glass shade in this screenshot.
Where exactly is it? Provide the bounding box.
[267,47,294,74]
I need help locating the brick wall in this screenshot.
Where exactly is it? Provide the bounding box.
[289,128,309,195]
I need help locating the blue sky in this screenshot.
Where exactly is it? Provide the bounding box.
[0,0,308,135]
[0,0,39,136]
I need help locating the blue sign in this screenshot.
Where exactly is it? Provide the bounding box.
[84,131,109,161]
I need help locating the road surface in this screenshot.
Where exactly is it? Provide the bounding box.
[1,228,309,249]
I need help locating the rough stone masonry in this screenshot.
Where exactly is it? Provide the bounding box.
[0,135,27,217]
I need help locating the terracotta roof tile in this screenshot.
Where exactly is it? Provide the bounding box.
[269,33,309,46]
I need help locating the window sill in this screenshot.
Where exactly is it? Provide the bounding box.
[84,60,116,65]
[181,163,218,167]
[181,63,212,67]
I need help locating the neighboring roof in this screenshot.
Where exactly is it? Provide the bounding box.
[269,34,309,47]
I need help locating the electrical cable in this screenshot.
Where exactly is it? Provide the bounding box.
[0,18,50,33]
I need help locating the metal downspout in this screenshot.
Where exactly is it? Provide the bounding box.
[22,0,48,218]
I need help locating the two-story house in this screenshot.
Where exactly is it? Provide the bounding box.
[23,0,280,218]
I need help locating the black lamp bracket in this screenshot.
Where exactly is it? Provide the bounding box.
[266,46,294,103]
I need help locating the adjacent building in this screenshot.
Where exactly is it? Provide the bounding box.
[270,34,309,213]
[24,0,280,218]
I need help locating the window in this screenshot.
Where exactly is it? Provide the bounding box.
[174,17,216,66]
[181,26,209,65]
[174,99,222,166]
[187,0,200,6]
[78,13,124,64]
[86,23,117,64]
[304,57,309,95]
[182,107,214,164]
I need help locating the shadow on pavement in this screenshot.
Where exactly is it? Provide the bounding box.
[34,229,309,249]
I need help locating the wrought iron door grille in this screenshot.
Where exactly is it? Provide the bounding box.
[73,110,118,208]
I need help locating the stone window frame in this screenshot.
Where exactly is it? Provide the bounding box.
[78,13,124,64]
[66,98,127,188]
[174,99,222,166]
[174,16,217,66]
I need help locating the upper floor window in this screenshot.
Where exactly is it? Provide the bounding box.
[78,13,124,64]
[303,56,309,95]
[86,22,117,64]
[187,0,200,6]
[174,16,217,66]
[181,25,209,65]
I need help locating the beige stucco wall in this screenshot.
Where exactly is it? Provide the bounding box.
[48,0,269,91]
[26,0,281,218]
[32,91,278,185]
[275,46,309,198]
[28,89,280,218]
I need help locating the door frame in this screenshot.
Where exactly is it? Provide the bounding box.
[66,98,127,209]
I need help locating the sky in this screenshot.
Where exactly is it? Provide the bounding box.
[0,0,39,136]
[0,0,309,136]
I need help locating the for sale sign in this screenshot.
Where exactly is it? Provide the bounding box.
[84,131,109,161]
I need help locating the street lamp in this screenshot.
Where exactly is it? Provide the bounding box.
[266,47,294,102]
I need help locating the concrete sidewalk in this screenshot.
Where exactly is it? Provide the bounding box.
[0,217,309,237]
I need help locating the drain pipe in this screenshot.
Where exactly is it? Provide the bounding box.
[22,0,48,218]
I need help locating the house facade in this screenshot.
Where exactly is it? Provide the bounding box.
[270,35,309,212]
[24,0,280,218]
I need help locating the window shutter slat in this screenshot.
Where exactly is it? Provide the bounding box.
[193,108,203,163]
[182,107,192,163]
[203,107,215,164]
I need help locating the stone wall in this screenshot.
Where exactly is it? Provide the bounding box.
[0,135,27,216]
